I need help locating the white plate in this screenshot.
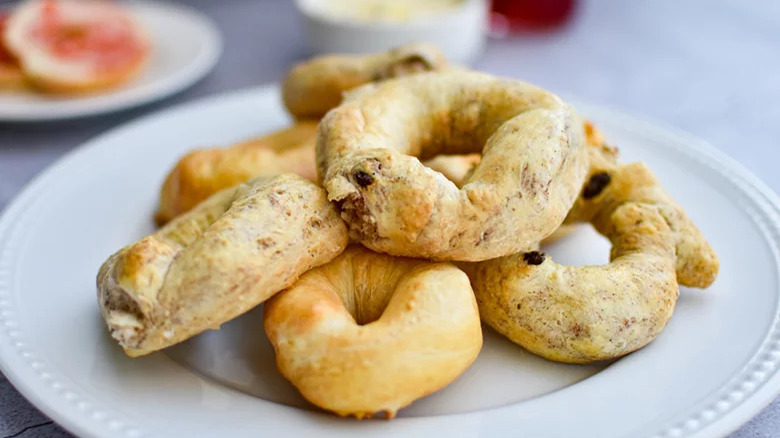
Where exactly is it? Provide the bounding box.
[0,1,222,121]
[0,86,779,438]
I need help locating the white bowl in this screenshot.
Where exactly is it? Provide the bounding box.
[295,0,487,65]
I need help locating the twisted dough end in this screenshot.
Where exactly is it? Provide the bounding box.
[98,174,348,357]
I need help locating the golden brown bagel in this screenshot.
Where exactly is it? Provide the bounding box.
[318,70,589,261]
[98,174,348,357]
[154,122,320,225]
[282,42,448,120]
[264,245,482,419]
[462,202,679,364]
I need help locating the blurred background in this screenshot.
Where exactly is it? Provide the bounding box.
[0,0,778,436]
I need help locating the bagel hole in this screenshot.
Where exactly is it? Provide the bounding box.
[422,153,481,188]
[332,253,421,326]
[341,284,395,326]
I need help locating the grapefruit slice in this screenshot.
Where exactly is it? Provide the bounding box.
[4,0,150,93]
[0,11,26,90]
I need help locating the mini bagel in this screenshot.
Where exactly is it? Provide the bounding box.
[565,135,719,288]
[462,202,678,364]
[318,70,589,261]
[462,136,718,363]
[282,42,448,120]
[98,174,348,357]
[264,245,482,418]
[155,122,319,225]
[154,123,481,225]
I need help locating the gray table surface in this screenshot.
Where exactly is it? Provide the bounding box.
[1,0,778,436]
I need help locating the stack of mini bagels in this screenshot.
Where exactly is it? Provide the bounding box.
[97,43,719,419]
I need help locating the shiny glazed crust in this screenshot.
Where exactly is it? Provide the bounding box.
[97,174,348,357]
[282,42,448,120]
[264,246,482,418]
[318,70,589,261]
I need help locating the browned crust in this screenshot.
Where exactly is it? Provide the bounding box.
[264,246,482,417]
[154,122,320,225]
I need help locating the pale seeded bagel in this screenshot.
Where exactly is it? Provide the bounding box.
[462,142,719,363]
[153,121,479,225]
[462,202,679,364]
[565,132,719,288]
[282,42,448,120]
[264,245,482,418]
[317,70,589,261]
[97,174,348,357]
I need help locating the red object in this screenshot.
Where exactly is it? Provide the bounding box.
[26,0,146,73]
[491,0,576,31]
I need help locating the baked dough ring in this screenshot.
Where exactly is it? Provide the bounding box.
[565,133,719,288]
[98,174,348,357]
[154,122,319,225]
[282,42,448,120]
[264,245,482,418]
[155,123,480,225]
[462,202,678,364]
[318,70,589,261]
[156,45,450,225]
[463,135,718,363]
[414,121,606,244]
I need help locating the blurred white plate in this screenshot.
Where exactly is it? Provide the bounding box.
[0,86,778,438]
[0,1,221,121]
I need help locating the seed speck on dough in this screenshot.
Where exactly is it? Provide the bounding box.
[354,170,375,187]
[523,251,545,265]
[582,172,611,199]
